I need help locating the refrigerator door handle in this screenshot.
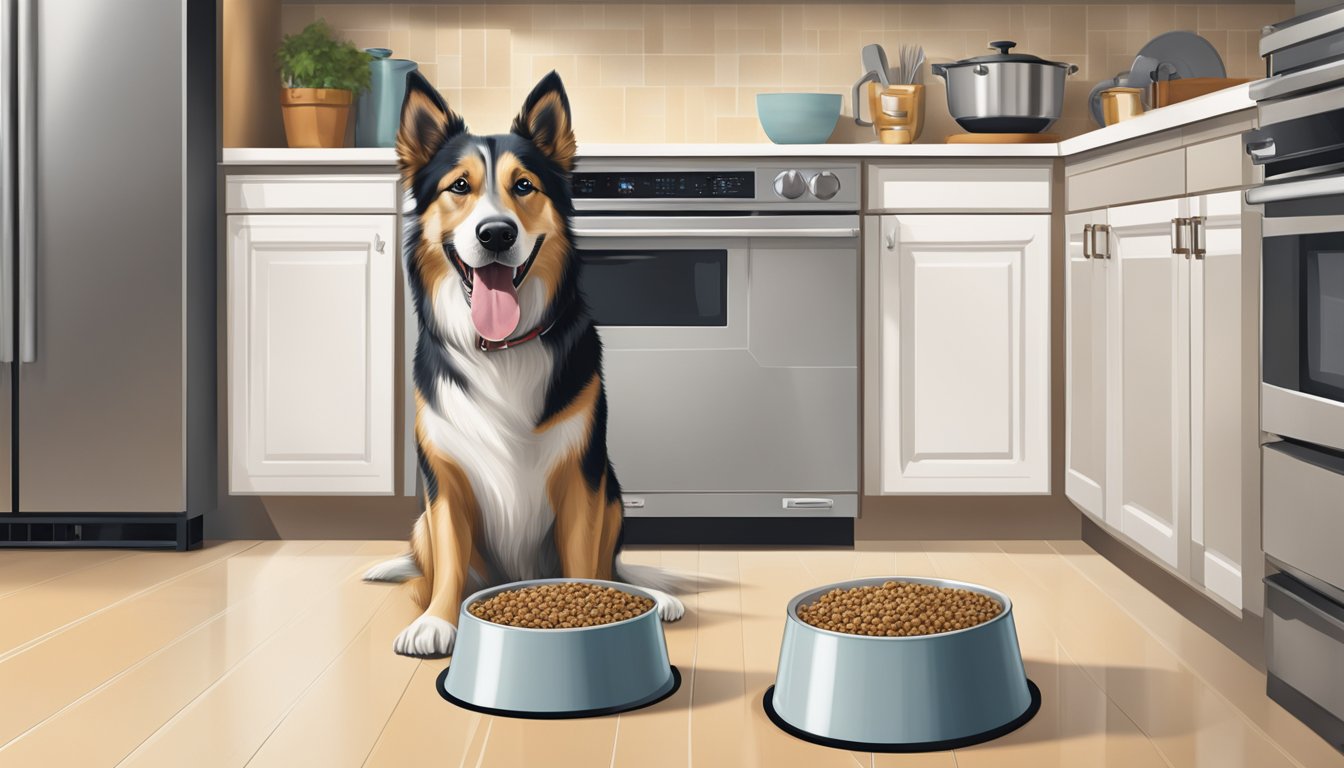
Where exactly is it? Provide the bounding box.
[0,0,14,362]
[17,0,35,363]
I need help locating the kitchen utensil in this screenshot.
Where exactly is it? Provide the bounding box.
[765,576,1040,750]
[355,48,418,148]
[1152,77,1252,107]
[863,44,892,87]
[756,93,843,144]
[1129,33,1226,108]
[931,41,1078,133]
[897,45,925,85]
[1101,87,1146,124]
[439,578,679,717]
[866,82,925,143]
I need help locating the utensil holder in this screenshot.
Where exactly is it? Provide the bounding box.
[867,83,925,144]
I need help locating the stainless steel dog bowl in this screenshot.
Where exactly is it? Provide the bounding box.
[438,578,678,718]
[766,576,1039,750]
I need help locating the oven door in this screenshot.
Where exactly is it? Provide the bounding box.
[1260,199,1344,452]
[571,215,860,510]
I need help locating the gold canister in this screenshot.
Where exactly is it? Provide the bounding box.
[1100,87,1145,126]
[867,82,925,144]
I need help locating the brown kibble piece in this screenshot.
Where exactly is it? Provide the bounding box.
[469,583,655,629]
[796,581,1002,637]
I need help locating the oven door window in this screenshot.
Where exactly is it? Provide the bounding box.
[1265,232,1344,403]
[577,249,728,327]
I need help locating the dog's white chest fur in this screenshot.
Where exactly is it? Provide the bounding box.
[416,338,590,583]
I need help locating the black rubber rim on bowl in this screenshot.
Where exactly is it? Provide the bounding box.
[437,665,681,720]
[761,679,1041,753]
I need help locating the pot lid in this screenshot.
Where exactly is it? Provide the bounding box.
[951,41,1071,67]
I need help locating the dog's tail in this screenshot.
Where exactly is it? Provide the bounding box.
[614,553,709,595]
[363,553,421,584]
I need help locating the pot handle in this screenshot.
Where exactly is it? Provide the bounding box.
[1065,63,1079,76]
[852,71,878,127]
[930,63,947,79]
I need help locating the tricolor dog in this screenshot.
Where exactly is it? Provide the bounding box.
[363,71,685,657]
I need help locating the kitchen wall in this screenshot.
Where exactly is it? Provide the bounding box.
[270,2,1290,144]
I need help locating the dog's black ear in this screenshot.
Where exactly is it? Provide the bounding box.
[511,71,576,172]
[397,71,464,179]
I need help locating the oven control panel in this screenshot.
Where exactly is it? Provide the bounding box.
[573,171,754,199]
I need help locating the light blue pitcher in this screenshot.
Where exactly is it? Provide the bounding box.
[355,48,418,148]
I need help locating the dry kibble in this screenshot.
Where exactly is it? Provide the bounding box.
[469,583,654,629]
[796,581,1002,637]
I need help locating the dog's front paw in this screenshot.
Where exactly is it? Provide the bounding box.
[642,588,684,622]
[394,614,457,658]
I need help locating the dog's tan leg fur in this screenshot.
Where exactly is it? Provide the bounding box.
[548,454,615,580]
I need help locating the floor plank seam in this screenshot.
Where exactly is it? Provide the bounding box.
[0,549,139,602]
[358,660,421,768]
[0,541,264,666]
[105,553,378,767]
[243,588,396,767]
[1054,636,1178,768]
[1040,540,1310,767]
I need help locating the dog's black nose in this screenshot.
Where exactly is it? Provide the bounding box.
[476,218,518,252]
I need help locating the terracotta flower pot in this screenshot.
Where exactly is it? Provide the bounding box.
[280,88,353,148]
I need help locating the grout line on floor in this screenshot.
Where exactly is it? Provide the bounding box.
[0,540,265,665]
[1039,540,1310,768]
[243,589,395,767]
[359,660,422,768]
[1055,635,1178,768]
[106,553,381,767]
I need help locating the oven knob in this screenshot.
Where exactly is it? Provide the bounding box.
[773,170,806,199]
[809,171,841,200]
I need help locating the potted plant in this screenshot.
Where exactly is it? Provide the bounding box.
[276,20,372,148]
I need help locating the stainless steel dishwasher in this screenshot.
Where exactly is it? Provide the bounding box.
[571,160,860,544]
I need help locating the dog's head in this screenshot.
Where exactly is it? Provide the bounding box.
[397,71,577,346]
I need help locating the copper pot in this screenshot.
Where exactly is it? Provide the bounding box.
[280,88,353,148]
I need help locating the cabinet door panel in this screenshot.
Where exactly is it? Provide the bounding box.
[1108,199,1186,570]
[228,214,395,494]
[1191,190,1246,608]
[1065,211,1107,522]
[876,214,1049,494]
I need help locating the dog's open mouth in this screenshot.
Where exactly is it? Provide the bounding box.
[446,235,544,342]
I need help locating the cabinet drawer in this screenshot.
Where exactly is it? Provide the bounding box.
[866,163,1051,213]
[226,174,400,214]
[1264,442,1344,589]
[1067,148,1185,211]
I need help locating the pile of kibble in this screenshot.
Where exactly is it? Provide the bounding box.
[468,582,655,629]
[796,581,1002,637]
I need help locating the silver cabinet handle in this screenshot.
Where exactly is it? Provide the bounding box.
[17,0,36,363]
[884,229,896,250]
[1082,224,1093,259]
[1189,216,1205,260]
[374,233,386,254]
[782,497,834,509]
[1245,138,1276,162]
[621,497,645,509]
[0,0,13,362]
[573,226,859,238]
[1093,223,1111,259]
[1171,218,1190,257]
[1246,175,1344,205]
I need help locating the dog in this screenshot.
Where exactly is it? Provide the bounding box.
[362,71,686,658]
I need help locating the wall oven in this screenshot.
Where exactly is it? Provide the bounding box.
[570,160,861,544]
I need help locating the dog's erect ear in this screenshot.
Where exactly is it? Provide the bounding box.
[510,71,576,172]
[397,71,464,178]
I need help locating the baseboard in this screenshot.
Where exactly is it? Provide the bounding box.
[1204,549,1245,610]
[622,517,854,546]
[0,513,202,550]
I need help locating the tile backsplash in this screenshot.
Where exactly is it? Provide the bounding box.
[277,3,1289,143]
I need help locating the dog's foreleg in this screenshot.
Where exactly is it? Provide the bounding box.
[548,459,605,581]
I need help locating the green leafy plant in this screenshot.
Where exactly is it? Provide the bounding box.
[276,20,372,93]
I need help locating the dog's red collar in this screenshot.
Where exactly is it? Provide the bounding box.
[477,322,554,352]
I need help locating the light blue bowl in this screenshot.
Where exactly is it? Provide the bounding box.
[439,578,676,716]
[756,93,842,144]
[768,576,1039,748]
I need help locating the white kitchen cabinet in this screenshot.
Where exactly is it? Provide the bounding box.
[865,214,1050,495]
[1067,191,1250,609]
[227,214,396,494]
[1064,210,1109,525]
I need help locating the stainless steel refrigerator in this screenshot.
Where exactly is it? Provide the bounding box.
[0,0,216,548]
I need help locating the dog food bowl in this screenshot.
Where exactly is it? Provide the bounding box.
[437,578,679,718]
[765,576,1040,751]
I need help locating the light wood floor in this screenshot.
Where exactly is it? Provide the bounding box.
[0,540,1340,767]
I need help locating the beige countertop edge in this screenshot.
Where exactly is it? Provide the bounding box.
[220,81,1259,167]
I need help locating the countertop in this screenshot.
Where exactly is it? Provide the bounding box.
[221,81,1256,167]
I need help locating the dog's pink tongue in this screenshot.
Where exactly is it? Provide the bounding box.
[471,263,521,342]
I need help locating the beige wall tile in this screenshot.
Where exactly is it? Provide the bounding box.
[646,54,716,86]
[600,54,645,86]
[739,54,784,86]
[1050,6,1087,56]
[460,29,484,88]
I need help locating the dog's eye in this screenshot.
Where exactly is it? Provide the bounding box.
[447,177,470,195]
[512,178,535,196]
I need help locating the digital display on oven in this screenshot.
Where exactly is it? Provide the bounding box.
[572,171,754,198]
